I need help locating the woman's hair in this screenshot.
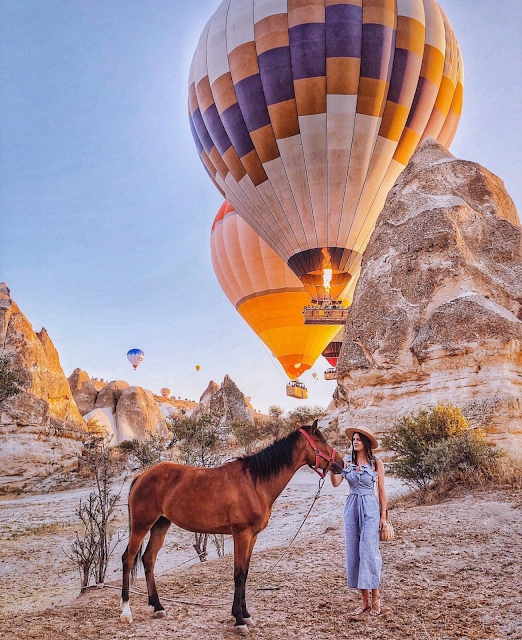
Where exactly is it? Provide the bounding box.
[351,432,374,466]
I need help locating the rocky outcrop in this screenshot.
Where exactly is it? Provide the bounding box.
[335,140,522,453]
[95,380,129,412]
[193,375,253,424]
[68,369,99,415]
[115,386,167,441]
[0,284,86,489]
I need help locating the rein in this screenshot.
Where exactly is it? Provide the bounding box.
[298,428,337,478]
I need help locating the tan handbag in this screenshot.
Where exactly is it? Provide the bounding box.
[374,459,394,542]
[380,510,394,542]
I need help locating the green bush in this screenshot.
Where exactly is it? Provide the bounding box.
[382,403,503,491]
[228,417,261,453]
[0,353,28,405]
[116,432,167,470]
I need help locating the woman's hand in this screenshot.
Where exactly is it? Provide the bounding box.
[379,514,387,531]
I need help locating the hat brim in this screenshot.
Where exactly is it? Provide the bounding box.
[344,427,378,449]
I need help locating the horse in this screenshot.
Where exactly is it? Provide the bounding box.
[120,420,344,634]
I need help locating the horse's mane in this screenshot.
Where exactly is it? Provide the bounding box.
[240,424,324,485]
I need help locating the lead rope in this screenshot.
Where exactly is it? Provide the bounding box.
[102,476,326,608]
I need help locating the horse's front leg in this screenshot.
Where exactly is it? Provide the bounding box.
[232,531,253,635]
[241,534,258,628]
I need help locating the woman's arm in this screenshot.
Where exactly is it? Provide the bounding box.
[376,458,387,529]
[330,470,343,487]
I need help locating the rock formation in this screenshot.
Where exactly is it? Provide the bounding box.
[193,375,253,424]
[334,139,522,453]
[0,284,86,489]
[95,380,129,412]
[115,386,167,441]
[68,369,99,415]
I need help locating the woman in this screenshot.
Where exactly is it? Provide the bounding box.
[330,426,387,616]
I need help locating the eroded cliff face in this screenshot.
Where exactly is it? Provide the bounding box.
[0,284,86,489]
[193,376,253,424]
[334,140,522,453]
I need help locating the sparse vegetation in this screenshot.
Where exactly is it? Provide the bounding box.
[382,403,505,494]
[66,434,126,591]
[0,353,28,405]
[116,432,168,470]
[228,416,261,453]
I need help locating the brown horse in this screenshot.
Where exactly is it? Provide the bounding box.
[120,421,343,634]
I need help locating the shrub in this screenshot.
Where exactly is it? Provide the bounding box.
[116,432,167,470]
[228,417,261,454]
[0,353,28,405]
[382,403,503,492]
[85,417,106,439]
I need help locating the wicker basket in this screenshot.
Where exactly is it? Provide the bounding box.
[379,511,394,542]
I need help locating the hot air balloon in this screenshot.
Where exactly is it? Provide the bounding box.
[161,388,171,398]
[189,0,463,303]
[127,348,144,370]
[210,202,356,386]
[322,329,344,368]
[195,365,201,372]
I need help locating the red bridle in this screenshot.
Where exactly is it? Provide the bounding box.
[298,428,337,479]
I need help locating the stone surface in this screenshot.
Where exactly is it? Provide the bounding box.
[68,369,99,415]
[0,284,86,489]
[95,380,129,412]
[115,386,167,441]
[193,376,253,424]
[83,407,117,441]
[335,140,522,453]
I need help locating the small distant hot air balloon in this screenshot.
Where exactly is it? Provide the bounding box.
[161,388,170,398]
[312,373,318,380]
[195,365,201,372]
[127,348,144,370]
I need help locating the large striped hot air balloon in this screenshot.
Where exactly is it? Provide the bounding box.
[190,0,463,300]
[211,202,357,379]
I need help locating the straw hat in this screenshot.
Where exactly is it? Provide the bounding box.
[344,426,378,450]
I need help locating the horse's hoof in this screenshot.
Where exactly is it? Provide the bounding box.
[234,624,249,636]
[120,613,133,624]
[244,617,256,627]
[153,610,167,619]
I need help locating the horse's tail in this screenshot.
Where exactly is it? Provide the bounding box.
[127,476,143,582]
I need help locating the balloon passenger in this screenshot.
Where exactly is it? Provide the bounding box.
[330,427,387,617]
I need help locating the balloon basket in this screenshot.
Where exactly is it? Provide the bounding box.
[324,368,337,381]
[303,301,348,325]
[286,380,308,399]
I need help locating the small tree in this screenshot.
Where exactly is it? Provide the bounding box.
[66,434,125,590]
[169,414,230,561]
[382,403,502,491]
[228,417,261,454]
[262,405,286,437]
[286,405,326,430]
[117,432,167,470]
[0,353,28,405]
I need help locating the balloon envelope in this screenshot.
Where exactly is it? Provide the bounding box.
[127,348,145,370]
[195,365,201,372]
[161,388,170,398]
[211,202,356,380]
[322,329,344,368]
[190,0,463,299]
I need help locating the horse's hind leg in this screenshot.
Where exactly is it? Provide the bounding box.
[121,525,151,624]
[143,516,171,618]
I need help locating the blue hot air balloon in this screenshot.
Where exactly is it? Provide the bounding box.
[127,348,145,370]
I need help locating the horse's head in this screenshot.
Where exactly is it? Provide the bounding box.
[297,420,344,476]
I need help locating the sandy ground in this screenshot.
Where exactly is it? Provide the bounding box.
[0,475,520,639]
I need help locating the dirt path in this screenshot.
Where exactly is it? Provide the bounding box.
[1,486,520,639]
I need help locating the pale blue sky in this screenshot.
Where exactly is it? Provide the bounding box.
[1,0,521,412]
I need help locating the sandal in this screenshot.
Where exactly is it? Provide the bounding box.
[371,598,381,615]
[350,603,370,617]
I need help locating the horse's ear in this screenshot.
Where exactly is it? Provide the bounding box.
[311,419,319,432]
[295,422,302,430]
